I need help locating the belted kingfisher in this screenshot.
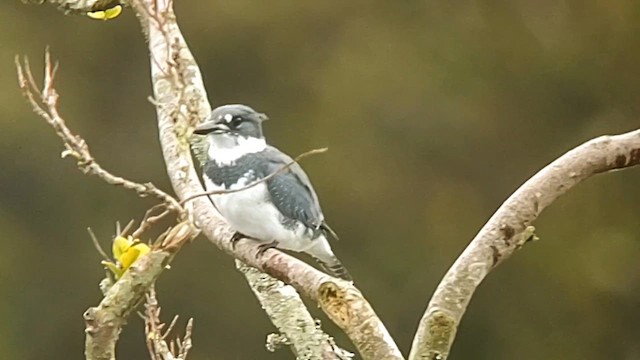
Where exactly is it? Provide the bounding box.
[194,104,352,281]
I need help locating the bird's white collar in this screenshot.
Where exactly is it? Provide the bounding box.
[207,134,266,165]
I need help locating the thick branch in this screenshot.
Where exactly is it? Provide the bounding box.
[84,222,194,360]
[236,261,353,359]
[128,0,403,358]
[22,0,121,15]
[409,130,640,360]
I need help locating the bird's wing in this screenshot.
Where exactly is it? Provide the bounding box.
[262,146,331,236]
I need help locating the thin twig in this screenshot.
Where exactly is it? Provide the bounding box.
[22,0,123,16]
[15,48,195,360]
[132,204,172,239]
[177,318,194,359]
[143,286,194,360]
[87,227,110,261]
[119,219,136,237]
[15,51,183,215]
[89,204,176,265]
[180,147,328,204]
[162,315,180,340]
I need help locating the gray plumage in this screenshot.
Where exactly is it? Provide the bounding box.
[195,104,351,281]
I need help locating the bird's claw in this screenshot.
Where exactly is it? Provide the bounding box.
[256,240,279,259]
[230,231,247,249]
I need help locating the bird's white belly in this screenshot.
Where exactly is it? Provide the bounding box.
[204,177,315,252]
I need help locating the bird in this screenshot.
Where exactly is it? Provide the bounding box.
[193,104,352,281]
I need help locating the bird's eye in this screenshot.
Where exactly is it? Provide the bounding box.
[231,116,244,127]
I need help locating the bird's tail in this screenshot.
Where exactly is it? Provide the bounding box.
[314,255,353,281]
[307,238,353,281]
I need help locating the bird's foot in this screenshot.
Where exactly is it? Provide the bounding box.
[229,231,248,249]
[256,240,279,259]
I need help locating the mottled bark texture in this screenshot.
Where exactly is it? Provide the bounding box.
[409,130,640,360]
[84,251,168,360]
[237,261,353,359]
[16,46,196,360]
[85,221,194,360]
[22,0,121,14]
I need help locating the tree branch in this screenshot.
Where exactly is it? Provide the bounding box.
[15,52,183,214]
[16,47,198,360]
[21,0,122,15]
[84,222,194,360]
[408,129,640,360]
[142,287,194,360]
[236,261,353,360]
[128,0,403,358]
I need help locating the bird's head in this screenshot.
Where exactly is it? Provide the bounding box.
[194,104,268,140]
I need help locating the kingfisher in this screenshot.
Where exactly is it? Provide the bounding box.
[194,104,351,281]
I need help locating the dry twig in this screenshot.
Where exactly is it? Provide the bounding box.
[87,227,111,261]
[143,287,194,360]
[15,51,183,214]
[15,47,196,360]
[132,204,173,239]
[180,147,328,204]
[21,0,120,15]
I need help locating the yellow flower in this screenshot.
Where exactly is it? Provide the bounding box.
[102,236,150,279]
[87,4,123,21]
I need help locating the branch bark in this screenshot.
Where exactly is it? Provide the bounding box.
[16,47,198,360]
[22,0,121,15]
[128,0,404,358]
[143,287,194,360]
[408,130,640,360]
[236,261,353,359]
[84,222,194,360]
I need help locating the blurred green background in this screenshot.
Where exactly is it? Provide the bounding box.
[2,0,640,359]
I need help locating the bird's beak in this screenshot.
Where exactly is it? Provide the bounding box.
[193,121,230,135]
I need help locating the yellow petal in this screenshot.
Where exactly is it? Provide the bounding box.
[119,246,141,271]
[131,242,150,256]
[112,236,131,260]
[103,5,123,19]
[87,5,122,20]
[87,10,107,20]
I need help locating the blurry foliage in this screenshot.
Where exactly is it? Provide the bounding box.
[2,0,640,359]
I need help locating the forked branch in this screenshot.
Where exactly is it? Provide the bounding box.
[143,287,194,360]
[84,222,195,360]
[409,129,640,360]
